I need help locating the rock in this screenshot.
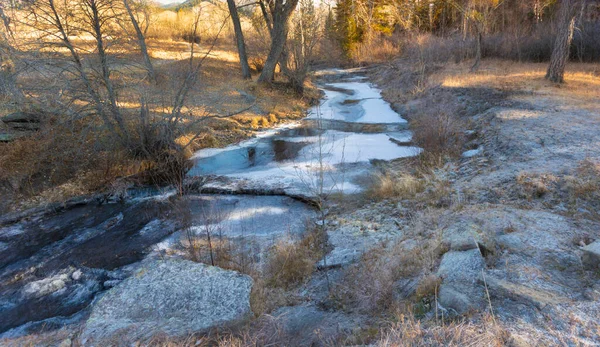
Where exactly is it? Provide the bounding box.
[438,249,485,283]
[317,248,361,269]
[582,241,600,272]
[22,274,70,299]
[58,338,72,347]
[272,305,365,346]
[81,259,253,343]
[442,220,489,252]
[481,275,569,310]
[438,286,474,313]
[393,277,420,301]
[102,280,121,288]
[71,270,83,281]
[465,129,478,140]
[437,249,486,313]
[1,112,40,123]
[462,146,483,158]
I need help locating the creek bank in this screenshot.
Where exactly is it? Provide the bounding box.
[330,62,600,344]
[0,68,418,342]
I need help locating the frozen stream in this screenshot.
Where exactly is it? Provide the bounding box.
[189,69,421,196]
[0,68,420,338]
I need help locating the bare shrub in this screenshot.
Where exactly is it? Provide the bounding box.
[334,240,443,314]
[353,37,401,64]
[412,111,466,162]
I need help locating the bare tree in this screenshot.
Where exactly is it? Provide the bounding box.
[286,0,321,93]
[123,0,156,83]
[226,0,251,79]
[257,0,299,83]
[545,0,578,83]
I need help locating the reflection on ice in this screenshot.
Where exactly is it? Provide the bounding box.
[308,82,407,125]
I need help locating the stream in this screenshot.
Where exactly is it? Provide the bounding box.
[0,68,420,338]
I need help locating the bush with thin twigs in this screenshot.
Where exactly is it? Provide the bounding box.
[334,239,445,314]
[412,111,466,164]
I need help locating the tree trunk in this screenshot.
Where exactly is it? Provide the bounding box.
[124,0,156,83]
[546,0,576,83]
[471,29,482,71]
[88,0,130,144]
[226,0,251,79]
[257,0,299,83]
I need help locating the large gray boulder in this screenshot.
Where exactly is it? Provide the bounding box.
[81,259,253,344]
[437,249,486,314]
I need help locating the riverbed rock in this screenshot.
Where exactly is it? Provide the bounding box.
[582,241,600,272]
[437,249,486,314]
[81,259,253,344]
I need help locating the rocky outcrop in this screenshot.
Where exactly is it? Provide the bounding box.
[81,259,253,344]
[437,249,486,314]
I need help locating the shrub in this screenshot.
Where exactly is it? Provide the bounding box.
[412,110,466,162]
[335,240,442,313]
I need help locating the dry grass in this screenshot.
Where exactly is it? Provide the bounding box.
[376,313,510,347]
[264,226,327,290]
[415,275,442,301]
[567,159,600,200]
[366,171,425,200]
[516,172,558,200]
[435,60,600,102]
